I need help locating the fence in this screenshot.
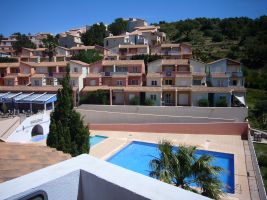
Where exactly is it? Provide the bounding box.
[248,128,267,200]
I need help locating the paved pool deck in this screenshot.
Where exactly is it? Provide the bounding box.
[89,130,253,200]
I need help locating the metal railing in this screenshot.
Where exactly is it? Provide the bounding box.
[248,129,267,200]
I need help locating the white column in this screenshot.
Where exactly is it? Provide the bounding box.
[30,103,32,113]
[113,65,116,72]
[52,102,55,110]
[44,103,47,111]
[175,90,178,106]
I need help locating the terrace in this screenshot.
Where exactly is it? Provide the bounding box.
[0,92,57,115]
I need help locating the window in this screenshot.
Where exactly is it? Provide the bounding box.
[116,80,123,86]
[150,94,156,101]
[232,80,237,86]
[133,67,138,73]
[7,80,12,85]
[90,80,96,86]
[193,79,201,85]
[34,80,40,86]
[116,67,128,72]
[164,79,173,85]
[74,68,78,73]
[151,80,157,86]
[71,80,76,86]
[217,80,224,87]
[131,79,138,85]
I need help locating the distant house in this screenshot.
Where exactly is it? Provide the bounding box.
[58,27,86,48]
[125,18,148,32]
[104,25,166,49]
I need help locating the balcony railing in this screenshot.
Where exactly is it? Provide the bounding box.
[101,72,128,77]
[224,71,243,78]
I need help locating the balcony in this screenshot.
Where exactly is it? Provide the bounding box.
[101,72,128,77]
[226,71,243,78]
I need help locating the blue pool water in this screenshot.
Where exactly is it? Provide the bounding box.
[108,141,235,193]
[89,135,108,147]
[31,134,48,142]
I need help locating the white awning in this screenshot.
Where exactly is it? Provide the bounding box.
[234,93,246,105]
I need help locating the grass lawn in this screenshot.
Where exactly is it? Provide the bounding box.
[254,143,267,191]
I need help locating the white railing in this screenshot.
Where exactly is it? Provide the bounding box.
[248,128,267,200]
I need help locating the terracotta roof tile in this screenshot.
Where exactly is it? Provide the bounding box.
[70,60,89,66]
[0,142,71,183]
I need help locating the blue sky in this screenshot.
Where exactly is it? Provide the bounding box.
[1,0,267,36]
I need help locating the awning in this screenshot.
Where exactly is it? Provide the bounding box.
[234,93,245,105]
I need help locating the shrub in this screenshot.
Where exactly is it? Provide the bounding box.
[80,91,109,105]
[216,98,228,107]
[212,33,223,42]
[129,96,140,105]
[144,98,155,106]
[198,99,209,107]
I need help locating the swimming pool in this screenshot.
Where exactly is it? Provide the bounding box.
[31,134,48,142]
[108,141,235,193]
[89,135,108,147]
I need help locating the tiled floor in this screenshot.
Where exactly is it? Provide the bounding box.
[90,130,252,200]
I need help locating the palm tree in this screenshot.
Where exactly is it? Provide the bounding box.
[42,35,58,62]
[149,140,223,199]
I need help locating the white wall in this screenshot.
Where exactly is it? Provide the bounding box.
[190,59,206,73]
[146,77,162,86]
[147,60,162,73]
[7,111,51,142]
[175,77,192,87]
[208,59,227,73]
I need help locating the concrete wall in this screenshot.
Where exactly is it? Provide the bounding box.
[90,122,248,138]
[6,111,50,142]
[77,104,248,122]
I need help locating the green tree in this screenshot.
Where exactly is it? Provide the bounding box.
[81,23,108,46]
[71,50,103,64]
[42,35,59,61]
[176,20,200,41]
[149,141,223,199]
[47,64,89,156]
[108,18,128,36]
[12,33,36,53]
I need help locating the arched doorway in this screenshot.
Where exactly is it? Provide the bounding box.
[31,124,44,137]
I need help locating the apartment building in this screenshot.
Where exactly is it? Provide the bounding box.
[107,44,149,60]
[151,43,192,59]
[0,62,30,86]
[0,38,17,56]
[126,18,148,32]
[83,60,145,105]
[104,25,166,49]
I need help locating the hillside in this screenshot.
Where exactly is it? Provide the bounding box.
[153,16,267,130]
